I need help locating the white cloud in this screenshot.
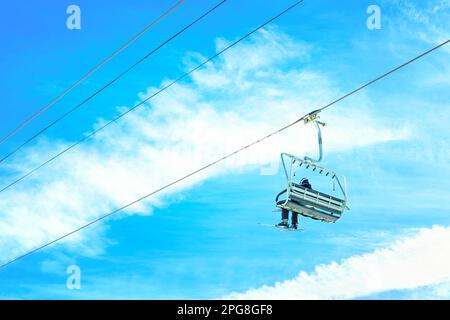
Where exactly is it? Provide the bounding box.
[388,0,450,49]
[407,281,450,299]
[224,225,450,300]
[0,28,408,265]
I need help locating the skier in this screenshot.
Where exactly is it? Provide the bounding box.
[276,178,312,229]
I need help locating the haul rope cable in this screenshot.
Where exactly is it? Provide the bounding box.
[1,40,447,270]
[0,0,306,195]
[0,0,187,147]
[0,10,448,270]
[0,0,308,270]
[0,0,227,164]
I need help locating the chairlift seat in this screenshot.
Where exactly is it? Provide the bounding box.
[276,183,346,223]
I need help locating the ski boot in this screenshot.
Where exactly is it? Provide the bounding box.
[276,219,289,229]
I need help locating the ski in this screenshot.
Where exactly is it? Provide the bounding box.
[257,223,304,232]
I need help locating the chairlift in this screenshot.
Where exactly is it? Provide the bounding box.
[275,116,348,224]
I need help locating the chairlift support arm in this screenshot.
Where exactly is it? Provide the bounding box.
[304,120,325,163]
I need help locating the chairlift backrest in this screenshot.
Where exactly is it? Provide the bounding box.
[280,152,348,207]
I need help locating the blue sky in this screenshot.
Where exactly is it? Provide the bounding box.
[0,0,449,299]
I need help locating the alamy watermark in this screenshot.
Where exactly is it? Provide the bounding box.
[367,4,381,30]
[66,5,81,30]
[66,265,81,289]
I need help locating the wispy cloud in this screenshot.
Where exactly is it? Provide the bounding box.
[225,225,450,299]
[0,28,408,265]
[387,0,450,48]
